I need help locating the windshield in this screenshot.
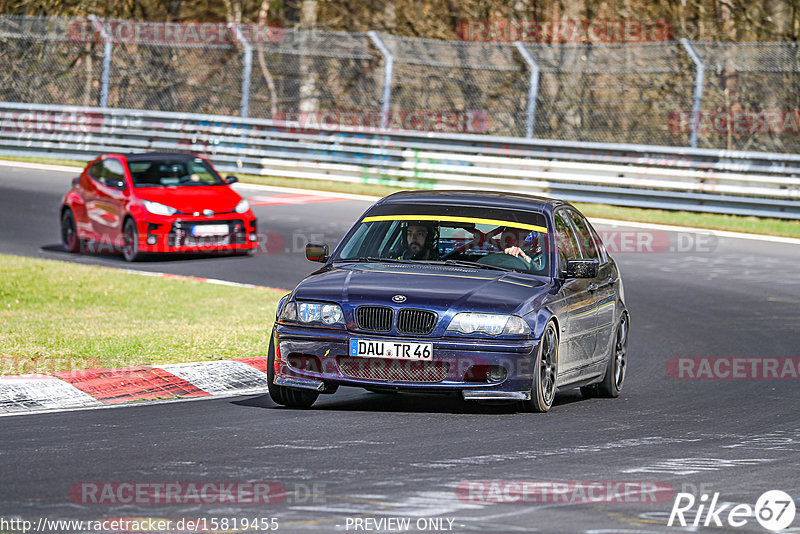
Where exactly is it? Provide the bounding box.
[335,211,550,276]
[129,158,224,187]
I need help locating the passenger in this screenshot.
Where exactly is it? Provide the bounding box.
[500,228,542,269]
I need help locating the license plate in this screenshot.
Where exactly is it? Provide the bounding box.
[349,339,433,361]
[191,224,228,237]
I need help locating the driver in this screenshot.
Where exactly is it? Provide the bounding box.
[161,163,186,183]
[399,222,439,260]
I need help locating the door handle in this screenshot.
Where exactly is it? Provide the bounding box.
[588,283,598,293]
[597,277,616,290]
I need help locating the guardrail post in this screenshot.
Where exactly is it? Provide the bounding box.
[88,15,112,108]
[680,38,705,149]
[367,31,393,130]
[514,42,540,139]
[229,23,253,118]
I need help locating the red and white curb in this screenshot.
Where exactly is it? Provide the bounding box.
[0,357,271,416]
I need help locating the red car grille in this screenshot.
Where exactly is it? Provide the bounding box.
[168,220,246,247]
[336,356,449,383]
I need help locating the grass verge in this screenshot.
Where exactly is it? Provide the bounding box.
[572,203,800,239]
[0,154,89,168]
[0,254,284,375]
[2,155,799,238]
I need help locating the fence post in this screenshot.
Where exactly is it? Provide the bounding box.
[367,31,393,130]
[680,38,705,149]
[514,42,539,139]
[88,15,112,108]
[229,23,253,118]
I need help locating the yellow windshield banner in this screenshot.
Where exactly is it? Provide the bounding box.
[361,214,548,234]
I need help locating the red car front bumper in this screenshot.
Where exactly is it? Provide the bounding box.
[134,214,259,254]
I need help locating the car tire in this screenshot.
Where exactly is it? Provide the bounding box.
[521,321,558,413]
[61,209,81,253]
[267,329,319,408]
[596,313,628,398]
[122,218,141,262]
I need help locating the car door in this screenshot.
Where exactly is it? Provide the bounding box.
[566,209,616,366]
[86,158,128,242]
[553,209,598,373]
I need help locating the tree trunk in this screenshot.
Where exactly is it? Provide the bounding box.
[298,0,319,113]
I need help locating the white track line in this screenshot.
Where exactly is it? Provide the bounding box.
[2,158,797,245]
[233,182,380,202]
[0,389,267,418]
[589,217,800,245]
[0,159,83,173]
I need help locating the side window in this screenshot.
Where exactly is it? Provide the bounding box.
[189,160,218,184]
[587,222,608,264]
[376,221,404,257]
[566,210,601,262]
[87,161,103,182]
[554,211,582,272]
[102,159,126,189]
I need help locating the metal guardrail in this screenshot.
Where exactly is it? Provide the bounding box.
[1,102,799,219]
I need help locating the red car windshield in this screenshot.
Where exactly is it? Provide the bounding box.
[128,158,224,187]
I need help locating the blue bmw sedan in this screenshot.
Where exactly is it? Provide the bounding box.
[268,191,629,412]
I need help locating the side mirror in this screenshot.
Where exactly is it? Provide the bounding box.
[72,176,80,187]
[565,259,599,279]
[306,243,329,262]
[225,175,239,184]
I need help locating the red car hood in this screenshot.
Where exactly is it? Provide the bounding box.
[135,185,242,214]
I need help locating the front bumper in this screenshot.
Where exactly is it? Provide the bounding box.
[135,214,258,253]
[273,324,539,399]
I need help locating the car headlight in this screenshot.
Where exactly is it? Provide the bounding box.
[143,200,177,216]
[279,301,344,326]
[235,199,250,214]
[447,313,530,336]
[279,301,297,322]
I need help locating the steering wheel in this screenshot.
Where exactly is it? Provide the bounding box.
[476,252,530,271]
[441,228,501,260]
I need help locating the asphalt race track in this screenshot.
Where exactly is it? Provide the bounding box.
[1,163,799,533]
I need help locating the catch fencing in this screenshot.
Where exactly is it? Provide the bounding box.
[2,15,800,152]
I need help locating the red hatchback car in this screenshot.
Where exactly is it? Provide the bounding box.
[61,152,258,261]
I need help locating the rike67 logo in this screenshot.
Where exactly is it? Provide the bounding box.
[668,490,796,531]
